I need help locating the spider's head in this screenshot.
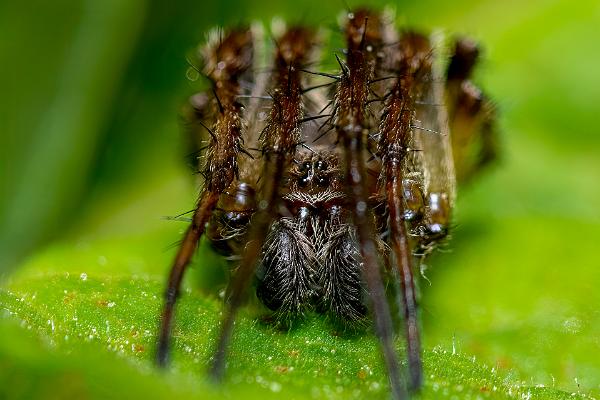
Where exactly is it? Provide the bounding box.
[289,153,341,193]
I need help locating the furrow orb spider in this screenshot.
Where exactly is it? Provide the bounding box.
[156,7,497,400]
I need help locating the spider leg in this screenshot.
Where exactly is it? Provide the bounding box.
[408,32,456,253]
[383,122,423,392]
[446,37,499,184]
[157,192,220,365]
[156,28,254,366]
[335,10,407,400]
[182,92,214,170]
[378,32,437,392]
[208,27,315,380]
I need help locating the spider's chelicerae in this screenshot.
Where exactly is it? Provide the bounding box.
[156,7,497,399]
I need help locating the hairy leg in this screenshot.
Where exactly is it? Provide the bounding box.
[446,38,499,183]
[334,10,407,400]
[378,32,434,392]
[209,27,315,380]
[156,28,253,366]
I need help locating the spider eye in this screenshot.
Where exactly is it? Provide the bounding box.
[298,176,311,187]
[316,176,329,187]
[299,161,311,172]
[314,160,328,171]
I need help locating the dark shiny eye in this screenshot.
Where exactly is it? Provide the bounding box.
[315,160,327,171]
[316,176,329,187]
[299,161,311,172]
[298,176,310,187]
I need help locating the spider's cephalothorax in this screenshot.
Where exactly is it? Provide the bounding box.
[158,7,498,400]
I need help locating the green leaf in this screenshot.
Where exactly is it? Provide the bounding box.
[0,250,593,399]
[1,0,599,398]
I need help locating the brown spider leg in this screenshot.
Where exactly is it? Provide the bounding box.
[182,92,214,170]
[404,32,455,256]
[209,26,314,381]
[338,129,406,400]
[380,83,422,391]
[157,192,219,365]
[335,10,407,400]
[386,146,422,391]
[378,32,438,392]
[446,37,498,183]
[156,28,254,366]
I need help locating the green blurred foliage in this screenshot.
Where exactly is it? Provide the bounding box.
[1,0,599,398]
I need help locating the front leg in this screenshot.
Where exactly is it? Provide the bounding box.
[156,28,253,367]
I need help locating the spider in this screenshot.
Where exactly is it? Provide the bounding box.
[156,7,497,400]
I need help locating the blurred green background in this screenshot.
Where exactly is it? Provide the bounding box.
[1,0,599,399]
